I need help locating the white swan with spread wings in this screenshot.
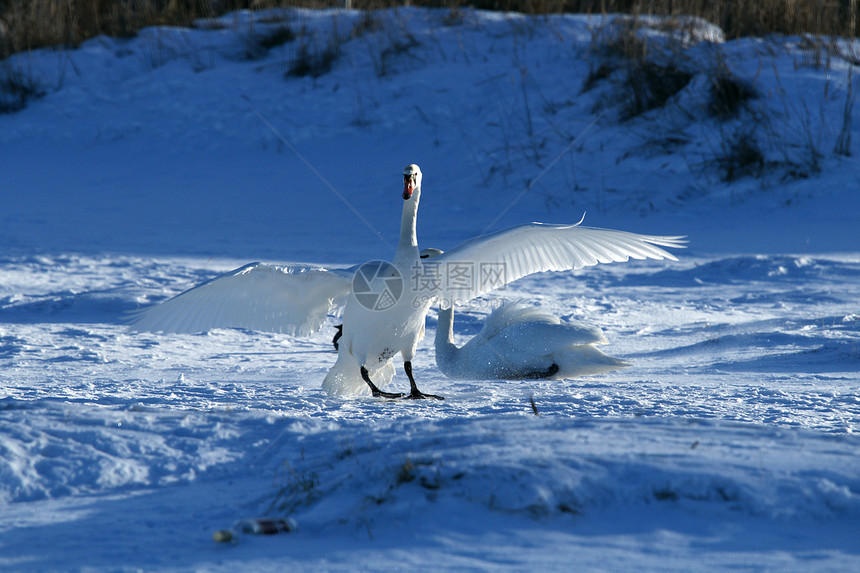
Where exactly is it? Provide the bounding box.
[130,164,685,398]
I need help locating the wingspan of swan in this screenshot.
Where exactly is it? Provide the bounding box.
[430,222,686,307]
[128,262,354,335]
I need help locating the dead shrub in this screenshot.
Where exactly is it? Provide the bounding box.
[286,33,342,78]
[0,63,45,114]
[620,60,693,120]
[709,71,757,120]
[586,16,694,120]
[834,69,854,157]
[716,129,765,182]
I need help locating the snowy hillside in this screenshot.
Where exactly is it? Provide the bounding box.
[1,7,859,571]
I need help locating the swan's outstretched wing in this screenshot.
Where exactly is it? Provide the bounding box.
[430,222,685,306]
[129,262,354,335]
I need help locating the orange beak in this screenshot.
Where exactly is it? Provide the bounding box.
[403,176,415,200]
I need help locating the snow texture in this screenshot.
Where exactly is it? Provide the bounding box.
[1,7,859,572]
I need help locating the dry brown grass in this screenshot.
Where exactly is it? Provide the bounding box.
[565,1,859,39]
[2,0,859,61]
[1,0,210,57]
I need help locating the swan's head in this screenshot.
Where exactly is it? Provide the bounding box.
[403,164,422,200]
[419,248,444,260]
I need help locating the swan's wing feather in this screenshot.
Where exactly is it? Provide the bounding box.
[433,223,685,304]
[128,262,353,335]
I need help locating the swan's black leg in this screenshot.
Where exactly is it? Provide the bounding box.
[404,361,444,400]
[332,324,343,351]
[361,366,405,399]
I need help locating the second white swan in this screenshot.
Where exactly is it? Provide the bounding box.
[419,249,631,380]
[434,301,631,380]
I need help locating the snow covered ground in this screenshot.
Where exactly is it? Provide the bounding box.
[1,7,859,571]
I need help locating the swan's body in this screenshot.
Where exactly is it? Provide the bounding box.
[435,300,630,380]
[130,164,686,398]
[322,164,440,399]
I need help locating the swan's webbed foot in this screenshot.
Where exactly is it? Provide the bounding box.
[406,389,445,400]
[360,365,405,399]
[332,324,343,351]
[404,361,444,401]
[376,389,408,399]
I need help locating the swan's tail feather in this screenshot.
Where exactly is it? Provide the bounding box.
[555,345,632,378]
[322,352,395,397]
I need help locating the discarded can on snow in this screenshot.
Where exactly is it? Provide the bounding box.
[213,517,297,543]
[235,518,296,535]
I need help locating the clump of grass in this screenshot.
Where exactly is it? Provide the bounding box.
[268,461,319,514]
[716,129,765,182]
[343,10,420,78]
[620,60,693,120]
[581,61,614,93]
[259,25,297,50]
[241,23,297,60]
[350,10,385,38]
[442,6,467,27]
[709,71,757,120]
[585,16,694,121]
[0,63,45,114]
[834,68,854,157]
[286,35,342,78]
[375,38,416,77]
[592,16,650,61]
[370,19,419,77]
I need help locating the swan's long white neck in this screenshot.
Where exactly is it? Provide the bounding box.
[398,188,419,251]
[434,304,458,366]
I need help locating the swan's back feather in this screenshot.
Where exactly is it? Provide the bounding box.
[128,262,352,335]
[473,301,607,356]
[478,300,560,337]
[434,223,685,306]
